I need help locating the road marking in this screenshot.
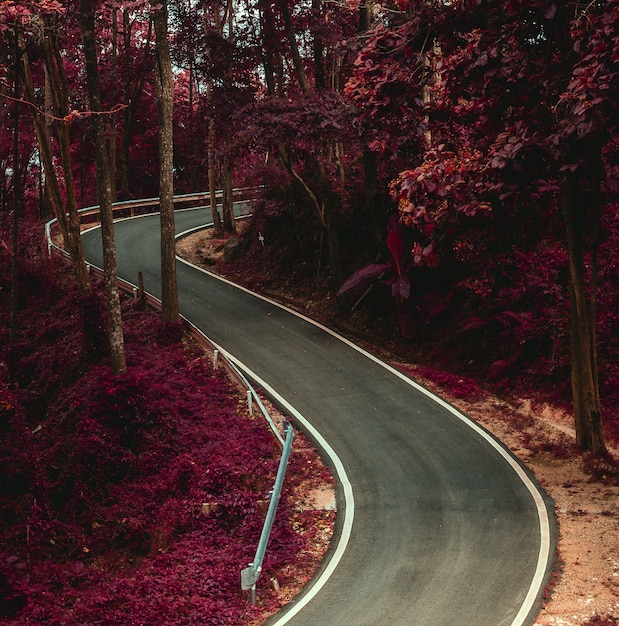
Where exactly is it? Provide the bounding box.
[211,345,355,624]
[177,244,553,626]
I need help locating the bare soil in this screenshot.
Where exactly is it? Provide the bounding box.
[177,230,619,626]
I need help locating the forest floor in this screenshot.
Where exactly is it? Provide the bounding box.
[177,230,619,626]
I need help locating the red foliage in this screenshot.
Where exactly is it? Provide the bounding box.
[0,227,333,624]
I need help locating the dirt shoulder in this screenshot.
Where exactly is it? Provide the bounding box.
[177,230,619,626]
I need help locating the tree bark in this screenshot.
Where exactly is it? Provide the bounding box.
[222,154,236,235]
[10,24,21,345]
[80,0,127,376]
[120,13,152,196]
[258,0,279,96]
[359,0,374,32]
[275,0,310,95]
[312,0,325,90]
[17,39,92,295]
[152,0,180,323]
[205,7,224,235]
[108,6,118,201]
[42,22,92,285]
[207,112,223,235]
[560,147,605,455]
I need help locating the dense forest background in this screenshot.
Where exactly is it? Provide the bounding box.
[1,1,619,623]
[1,2,618,448]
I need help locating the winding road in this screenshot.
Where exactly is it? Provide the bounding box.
[81,206,556,626]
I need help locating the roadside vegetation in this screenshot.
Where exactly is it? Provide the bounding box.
[2,0,619,623]
[0,225,334,625]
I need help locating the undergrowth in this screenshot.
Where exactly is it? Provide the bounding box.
[0,224,333,625]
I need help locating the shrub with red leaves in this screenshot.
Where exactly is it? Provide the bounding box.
[0,225,332,624]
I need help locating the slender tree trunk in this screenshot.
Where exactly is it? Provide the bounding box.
[10,25,20,345]
[109,7,118,201]
[151,0,179,323]
[0,43,6,216]
[17,40,92,295]
[258,0,278,96]
[205,6,224,235]
[359,2,386,251]
[120,13,152,196]
[560,148,605,455]
[188,58,197,192]
[222,154,236,235]
[276,0,310,95]
[80,0,127,376]
[312,0,325,90]
[221,0,236,236]
[207,116,223,234]
[42,23,92,286]
[359,0,374,32]
[275,0,343,284]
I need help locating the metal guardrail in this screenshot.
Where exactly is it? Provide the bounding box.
[45,188,296,603]
[45,186,258,246]
[242,422,294,604]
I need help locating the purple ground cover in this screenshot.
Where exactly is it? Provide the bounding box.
[0,226,331,625]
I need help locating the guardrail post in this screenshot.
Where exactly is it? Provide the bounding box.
[137,272,145,308]
[213,349,219,368]
[247,390,253,416]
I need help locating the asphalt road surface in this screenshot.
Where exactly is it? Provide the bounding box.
[81,207,556,626]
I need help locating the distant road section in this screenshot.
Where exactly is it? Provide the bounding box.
[81,207,556,626]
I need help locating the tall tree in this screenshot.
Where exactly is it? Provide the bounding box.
[17,30,93,295]
[10,23,21,345]
[378,0,618,454]
[79,0,127,376]
[151,0,179,323]
[120,11,153,197]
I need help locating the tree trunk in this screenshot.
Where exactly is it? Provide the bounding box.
[275,0,310,95]
[188,58,197,192]
[312,0,325,90]
[80,0,127,376]
[10,24,20,345]
[258,0,278,96]
[120,13,152,196]
[152,0,179,324]
[108,6,118,201]
[205,6,224,235]
[207,116,223,235]
[42,23,92,286]
[560,149,605,455]
[359,0,374,32]
[359,2,387,252]
[17,39,92,295]
[222,154,236,235]
[0,44,7,217]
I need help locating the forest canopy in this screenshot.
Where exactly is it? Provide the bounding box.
[1,1,618,451]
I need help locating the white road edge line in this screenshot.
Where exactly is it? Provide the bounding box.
[176,224,552,626]
[208,344,355,625]
[79,221,356,622]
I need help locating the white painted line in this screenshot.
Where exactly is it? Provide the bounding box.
[177,239,552,626]
[210,345,355,624]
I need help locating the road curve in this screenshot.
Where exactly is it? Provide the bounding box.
[81,208,556,626]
